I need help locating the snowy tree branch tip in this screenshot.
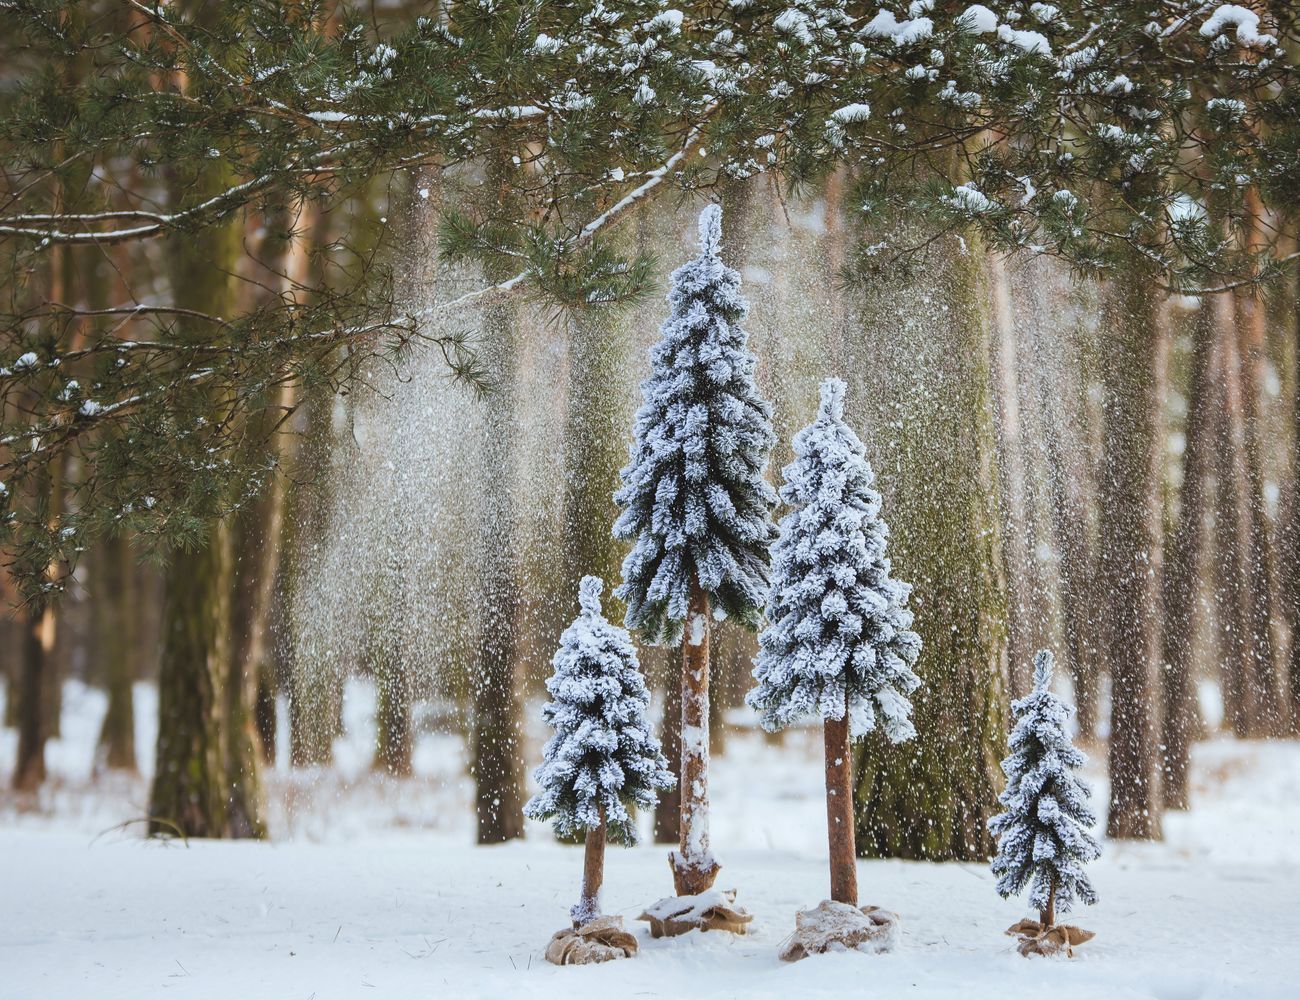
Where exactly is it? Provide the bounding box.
[578,574,605,616]
[697,204,723,257]
[818,376,847,423]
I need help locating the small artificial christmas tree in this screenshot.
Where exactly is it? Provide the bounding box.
[525,575,675,959]
[746,377,921,960]
[614,203,778,900]
[989,649,1101,957]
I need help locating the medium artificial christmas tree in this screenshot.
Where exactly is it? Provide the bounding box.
[746,377,922,960]
[614,203,778,902]
[990,650,1101,957]
[524,576,675,962]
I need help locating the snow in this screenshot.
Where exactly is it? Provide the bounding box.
[1200,5,1276,48]
[959,4,998,34]
[3,682,1300,998]
[829,103,872,125]
[997,24,1052,56]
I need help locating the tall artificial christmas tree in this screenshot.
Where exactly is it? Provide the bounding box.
[747,377,922,960]
[990,650,1101,957]
[614,204,778,902]
[525,576,674,963]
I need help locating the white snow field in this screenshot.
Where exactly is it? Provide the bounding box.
[2,680,1298,1000]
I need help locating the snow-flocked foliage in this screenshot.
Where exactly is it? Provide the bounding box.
[747,377,921,739]
[614,205,778,644]
[524,576,675,845]
[989,650,1101,918]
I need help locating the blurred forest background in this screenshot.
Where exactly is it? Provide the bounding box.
[2,1,1299,858]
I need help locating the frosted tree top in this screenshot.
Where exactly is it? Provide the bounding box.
[524,575,674,846]
[614,204,778,645]
[748,377,922,740]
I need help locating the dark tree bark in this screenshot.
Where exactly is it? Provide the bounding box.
[1215,293,1262,737]
[1160,304,1216,810]
[1100,277,1164,841]
[149,156,263,839]
[13,601,55,792]
[672,579,720,895]
[471,232,526,843]
[1289,264,1300,736]
[149,526,234,837]
[853,229,1009,861]
[990,253,1043,698]
[374,655,414,778]
[94,533,137,772]
[285,391,343,768]
[1233,271,1284,736]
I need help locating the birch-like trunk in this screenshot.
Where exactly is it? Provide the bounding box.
[671,578,720,895]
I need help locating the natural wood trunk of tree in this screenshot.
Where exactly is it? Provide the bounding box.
[853,229,1008,861]
[1215,292,1262,737]
[988,254,1046,698]
[94,533,137,772]
[1289,262,1300,736]
[672,579,720,895]
[285,392,343,768]
[1100,276,1164,841]
[374,660,414,778]
[1233,275,1283,736]
[13,600,56,792]
[1041,876,1056,930]
[563,306,626,600]
[471,254,525,844]
[12,448,63,792]
[577,811,607,927]
[824,708,858,906]
[149,525,234,837]
[653,645,682,844]
[1160,304,1216,810]
[150,156,263,838]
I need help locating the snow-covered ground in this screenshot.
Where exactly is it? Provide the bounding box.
[2,680,1298,999]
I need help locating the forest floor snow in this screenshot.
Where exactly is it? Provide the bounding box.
[1,680,1298,999]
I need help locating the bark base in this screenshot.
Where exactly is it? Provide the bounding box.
[669,850,720,897]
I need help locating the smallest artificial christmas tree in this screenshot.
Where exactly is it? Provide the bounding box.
[989,650,1101,957]
[525,576,675,964]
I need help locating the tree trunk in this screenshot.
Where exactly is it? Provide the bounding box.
[653,645,682,844]
[1233,275,1283,736]
[575,811,607,927]
[1040,876,1056,930]
[286,392,343,768]
[1100,276,1165,841]
[989,252,1041,698]
[150,155,262,838]
[672,578,720,895]
[1289,262,1300,736]
[374,658,414,777]
[12,602,55,792]
[149,525,234,837]
[852,229,1009,862]
[824,708,858,906]
[471,271,525,844]
[12,451,63,792]
[1160,303,1216,810]
[94,533,137,772]
[1215,292,1259,737]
